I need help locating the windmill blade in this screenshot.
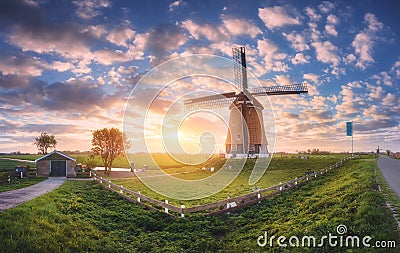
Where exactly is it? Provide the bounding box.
[184,92,237,111]
[232,47,248,91]
[249,83,308,96]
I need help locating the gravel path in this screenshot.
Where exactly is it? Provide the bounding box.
[0,178,66,211]
[377,155,400,199]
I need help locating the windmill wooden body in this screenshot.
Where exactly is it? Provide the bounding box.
[185,47,308,158]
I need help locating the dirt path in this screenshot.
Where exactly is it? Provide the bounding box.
[377,155,400,199]
[0,178,66,211]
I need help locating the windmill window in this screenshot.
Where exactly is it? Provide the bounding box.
[237,135,240,141]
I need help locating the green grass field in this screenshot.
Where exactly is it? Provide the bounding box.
[111,154,347,207]
[0,159,44,192]
[0,156,398,252]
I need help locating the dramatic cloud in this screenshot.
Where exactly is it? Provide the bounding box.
[93,49,132,65]
[303,73,319,84]
[283,32,309,52]
[311,41,340,67]
[258,6,301,30]
[325,14,338,36]
[138,24,187,58]
[73,0,111,19]
[106,28,136,47]
[0,54,48,76]
[182,17,261,43]
[351,13,384,69]
[222,18,261,38]
[291,53,310,65]
[318,1,335,13]
[169,0,186,12]
[304,7,321,21]
[257,39,288,73]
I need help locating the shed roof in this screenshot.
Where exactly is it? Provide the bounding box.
[35,150,76,162]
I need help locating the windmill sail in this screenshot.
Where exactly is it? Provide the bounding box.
[232,47,248,90]
[249,83,308,96]
[184,92,237,110]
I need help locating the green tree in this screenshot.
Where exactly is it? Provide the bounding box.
[91,128,124,175]
[33,132,57,154]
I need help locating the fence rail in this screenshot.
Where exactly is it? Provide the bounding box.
[93,156,352,217]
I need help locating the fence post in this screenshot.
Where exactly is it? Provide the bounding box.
[137,191,141,202]
[314,173,317,178]
[8,175,10,184]
[165,200,169,214]
[108,181,111,188]
[120,185,123,194]
[100,177,103,184]
[306,177,309,181]
[181,205,185,218]
[89,170,92,177]
[257,190,261,203]
[295,178,298,185]
[20,171,23,179]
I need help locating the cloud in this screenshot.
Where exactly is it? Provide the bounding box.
[0,54,48,76]
[291,53,310,65]
[93,49,132,65]
[318,1,335,13]
[182,17,261,44]
[325,14,338,36]
[303,73,319,84]
[169,0,186,12]
[182,20,227,42]
[20,124,82,134]
[371,71,393,86]
[283,32,309,51]
[136,24,187,60]
[73,0,111,19]
[106,28,136,47]
[335,84,364,118]
[257,39,288,73]
[258,6,300,30]
[311,41,340,66]
[304,7,321,21]
[274,75,292,85]
[368,85,384,99]
[0,76,119,113]
[382,93,396,106]
[51,61,74,72]
[356,118,398,132]
[351,13,384,69]
[222,18,261,38]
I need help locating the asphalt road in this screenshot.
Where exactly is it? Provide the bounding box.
[377,155,400,199]
[0,178,65,211]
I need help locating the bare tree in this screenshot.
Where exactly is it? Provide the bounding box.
[91,128,124,175]
[34,132,57,154]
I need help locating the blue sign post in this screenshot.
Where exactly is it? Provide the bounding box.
[346,121,353,156]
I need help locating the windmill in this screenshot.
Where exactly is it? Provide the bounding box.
[184,47,308,158]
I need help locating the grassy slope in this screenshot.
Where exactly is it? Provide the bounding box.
[0,157,398,252]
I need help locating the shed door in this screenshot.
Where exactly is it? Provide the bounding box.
[51,161,66,177]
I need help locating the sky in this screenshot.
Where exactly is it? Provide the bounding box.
[0,0,399,154]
